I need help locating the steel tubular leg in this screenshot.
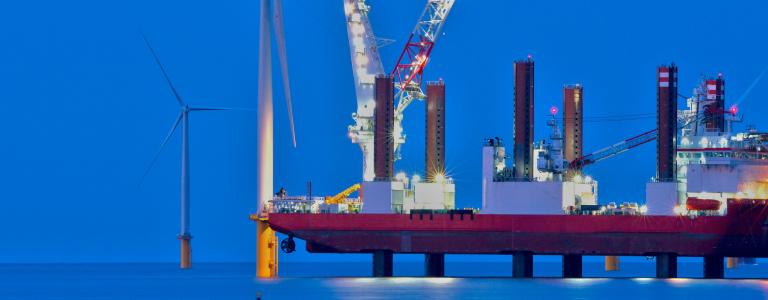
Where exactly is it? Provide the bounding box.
[513,251,533,278]
[655,253,678,278]
[425,253,445,277]
[704,256,724,279]
[373,250,393,277]
[562,254,582,278]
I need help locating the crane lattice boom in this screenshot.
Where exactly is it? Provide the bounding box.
[391,0,454,158]
[569,129,658,169]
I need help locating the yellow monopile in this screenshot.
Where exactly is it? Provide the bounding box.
[605,256,620,271]
[257,219,278,278]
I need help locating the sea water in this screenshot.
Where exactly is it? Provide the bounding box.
[2,261,767,299]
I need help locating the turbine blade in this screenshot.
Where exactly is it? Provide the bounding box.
[272,0,297,148]
[140,31,185,106]
[190,106,257,112]
[735,65,768,106]
[139,113,183,185]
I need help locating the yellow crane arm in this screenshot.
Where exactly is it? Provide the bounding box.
[325,183,361,204]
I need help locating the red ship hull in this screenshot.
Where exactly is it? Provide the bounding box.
[267,200,768,257]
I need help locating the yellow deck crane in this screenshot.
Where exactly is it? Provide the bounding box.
[325,183,361,204]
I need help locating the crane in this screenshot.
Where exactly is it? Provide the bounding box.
[345,0,386,182]
[325,183,362,204]
[569,129,658,169]
[345,0,455,181]
[391,0,455,159]
[567,103,740,169]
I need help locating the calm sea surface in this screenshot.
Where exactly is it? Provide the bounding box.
[2,261,768,299]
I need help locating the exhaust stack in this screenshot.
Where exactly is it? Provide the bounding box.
[704,75,726,133]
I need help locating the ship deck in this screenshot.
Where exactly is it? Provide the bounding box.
[265,200,768,257]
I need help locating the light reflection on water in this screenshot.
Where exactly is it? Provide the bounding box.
[265,261,768,299]
[1,263,767,299]
[316,277,768,300]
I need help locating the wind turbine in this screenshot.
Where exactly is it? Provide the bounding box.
[140,32,246,269]
[256,0,297,278]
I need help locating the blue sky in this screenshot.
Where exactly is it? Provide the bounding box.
[0,0,767,263]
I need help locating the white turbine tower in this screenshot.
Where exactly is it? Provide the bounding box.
[256,0,296,278]
[140,32,250,269]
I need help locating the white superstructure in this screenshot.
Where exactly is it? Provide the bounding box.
[361,177,455,214]
[647,76,768,216]
[480,117,598,215]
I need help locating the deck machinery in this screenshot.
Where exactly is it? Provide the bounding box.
[255,1,768,279]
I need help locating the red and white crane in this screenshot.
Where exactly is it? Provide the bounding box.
[391,0,454,159]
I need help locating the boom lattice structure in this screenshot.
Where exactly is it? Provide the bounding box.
[569,129,658,169]
[391,0,455,159]
[345,0,454,180]
[568,101,741,170]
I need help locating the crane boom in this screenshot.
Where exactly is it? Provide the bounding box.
[567,93,740,170]
[345,0,386,181]
[569,129,658,169]
[390,0,455,159]
[345,0,454,180]
[325,183,362,205]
